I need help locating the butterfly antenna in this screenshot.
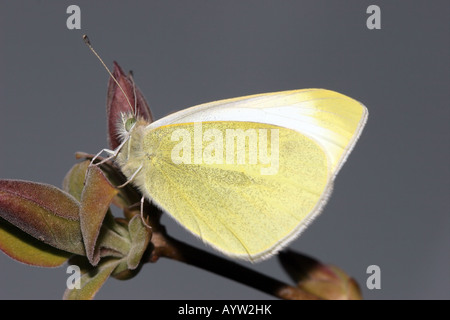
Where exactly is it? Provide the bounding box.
[82,35,135,115]
[128,70,139,118]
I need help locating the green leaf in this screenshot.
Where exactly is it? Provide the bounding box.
[63,258,122,300]
[127,215,151,270]
[79,166,118,266]
[103,213,130,239]
[0,180,85,255]
[62,161,90,201]
[96,225,131,257]
[111,258,142,281]
[0,217,71,267]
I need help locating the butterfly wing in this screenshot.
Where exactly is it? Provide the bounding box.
[141,121,331,261]
[135,89,367,261]
[149,89,368,176]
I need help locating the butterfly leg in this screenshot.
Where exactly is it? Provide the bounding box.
[90,135,131,166]
[116,164,143,188]
[90,148,116,166]
[140,195,152,229]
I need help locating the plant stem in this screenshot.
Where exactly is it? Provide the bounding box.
[147,231,319,300]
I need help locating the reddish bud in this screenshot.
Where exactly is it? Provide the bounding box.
[279,250,362,300]
[106,61,153,149]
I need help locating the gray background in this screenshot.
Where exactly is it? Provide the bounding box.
[0,1,448,300]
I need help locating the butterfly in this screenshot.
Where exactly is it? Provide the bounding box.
[110,88,368,262]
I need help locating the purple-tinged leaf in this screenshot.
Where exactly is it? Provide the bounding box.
[0,217,71,267]
[106,61,153,150]
[71,155,142,210]
[63,258,122,300]
[79,166,118,266]
[0,180,85,255]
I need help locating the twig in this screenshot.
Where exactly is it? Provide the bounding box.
[147,229,320,300]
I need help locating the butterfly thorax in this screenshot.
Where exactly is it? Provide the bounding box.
[115,119,150,183]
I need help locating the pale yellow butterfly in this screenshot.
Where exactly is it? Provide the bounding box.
[83,32,367,262]
[113,88,368,262]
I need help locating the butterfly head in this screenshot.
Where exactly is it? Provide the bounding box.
[117,112,136,142]
[117,112,150,145]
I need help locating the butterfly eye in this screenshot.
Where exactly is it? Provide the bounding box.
[125,118,137,132]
